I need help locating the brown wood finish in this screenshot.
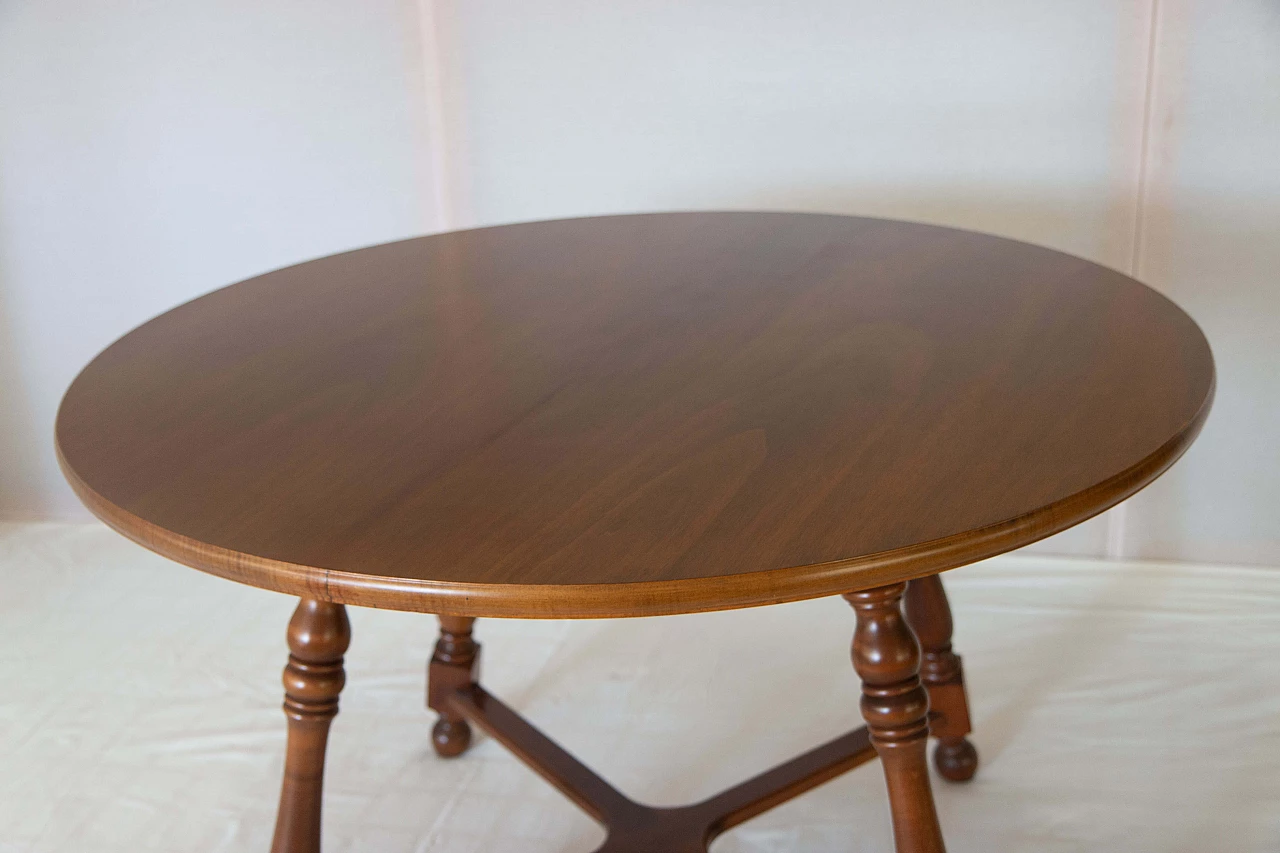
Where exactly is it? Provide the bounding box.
[443,684,878,852]
[905,574,978,781]
[272,599,350,853]
[55,212,1215,619]
[426,615,479,757]
[846,584,945,853]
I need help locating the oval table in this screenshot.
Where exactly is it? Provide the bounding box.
[56,212,1214,853]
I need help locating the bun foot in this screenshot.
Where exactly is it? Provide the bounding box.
[432,717,472,758]
[934,737,978,782]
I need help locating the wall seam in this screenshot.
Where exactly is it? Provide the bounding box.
[1108,0,1163,561]
[416,0,456,230]
[1130,0,1163,282]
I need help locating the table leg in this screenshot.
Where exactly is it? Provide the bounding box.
[845,584,946,853]
[905,574,978,781]
[271,599,350,853]
[427,616,480,757]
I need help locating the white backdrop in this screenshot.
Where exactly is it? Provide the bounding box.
[1,1,1276,566]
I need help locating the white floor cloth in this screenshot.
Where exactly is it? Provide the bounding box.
[1,521,1278,852]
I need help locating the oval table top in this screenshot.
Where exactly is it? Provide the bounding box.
[56,212,1214,618]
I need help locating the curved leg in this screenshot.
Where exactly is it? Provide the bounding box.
[427,616,480,757]
[845,584,946,853]
[271,599,351,853]
[905,574,978,782]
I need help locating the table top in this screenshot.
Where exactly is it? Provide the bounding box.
[56,212,1214,618]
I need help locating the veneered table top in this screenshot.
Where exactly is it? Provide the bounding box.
[56,213,1214,617]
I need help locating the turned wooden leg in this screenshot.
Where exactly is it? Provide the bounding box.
[845,583,946,853]
[905,574,978,782]
[427,615,480,758]
[271,599,351,853]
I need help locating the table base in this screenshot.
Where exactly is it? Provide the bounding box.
[269,577,976,853]
[449,684,877,852]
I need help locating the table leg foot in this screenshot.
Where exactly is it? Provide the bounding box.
[846,583,947,853]
[271,599,350,853]
[428,616,480,758]
[933,737,978,782]
[905,574,978,782]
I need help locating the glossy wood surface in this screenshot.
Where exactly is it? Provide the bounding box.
[56,212,1214,617]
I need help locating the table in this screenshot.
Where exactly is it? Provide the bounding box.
[55,212,1214,852]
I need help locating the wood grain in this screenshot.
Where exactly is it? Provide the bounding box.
[56,212,1214,617]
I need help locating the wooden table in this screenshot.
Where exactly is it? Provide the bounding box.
[56,212,1214,852]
